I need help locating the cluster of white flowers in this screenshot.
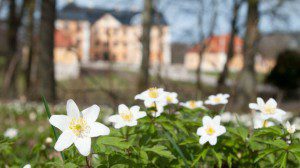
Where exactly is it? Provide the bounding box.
[135,87,179,117]
[249,97,296,132]
[47,88,296,157]
[135,88,229,146]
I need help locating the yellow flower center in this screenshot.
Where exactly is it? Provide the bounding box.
[166,96,173,103]
[206,126,215,135]
[264,106,275,114]
[120,111,133,122]
[148,87,159,98]
[213,97,221,103]
[69,117,90,137]
[189,101,196,108]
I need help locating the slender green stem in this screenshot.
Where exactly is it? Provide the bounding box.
[42,96,66,161]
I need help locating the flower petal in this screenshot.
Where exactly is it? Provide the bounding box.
[223,94,230,98]
[266,98,277,107]
[54,130,75,151]
[74,137,91,156]
[134,111,147,119]
[118,104,129,113]
[130,106,140,113]
[127,120,138,127]
[249,103,259,110]
[108,115,121,123]
[202,116,212,125]
[213,116,221,125]
[208,136,217,145]
[199,136,208,145]
[196,127,205,136]
[66,99,80,118]
[218,125,226,135]
[49,115,70,131]
[82,105,100,123]
[114,122,126,129]
[89,122,110,137]
[257,97,265,107]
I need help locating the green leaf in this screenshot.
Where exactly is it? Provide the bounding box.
[254,148,279,163]
[97,136,131,149]
[143,145,176,160]
[274,152,287,168]
[237,127,248,141]
[179,138,198,145]
[174,120,188,135]
[254,139,288,149]
[42,96,66,161]
[227,126,248,142]
[212,149,222,168]
[161,122,177,140]
[64,162,78,168]
[253,126,283,137]
[164,130,188,168]
[191,153,202,167]
[227,155,232,168]
[140,150,148,164]
[289,144,300,153]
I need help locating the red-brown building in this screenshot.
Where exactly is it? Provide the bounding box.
[185,34,275,73]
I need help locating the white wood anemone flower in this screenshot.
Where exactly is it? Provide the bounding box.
[135,87,166,106]
[163,92,179,104]
[4,128,18,139]
[23,164,31,168]
[180,100,204,109]
[205,93,230,105]
[286,121,296,134]
[249,97,286,122]
[253,113,275,129]
[49,99,110,156]
[108,104,147,129]
[145,102,164,117]
[197,115,226,145]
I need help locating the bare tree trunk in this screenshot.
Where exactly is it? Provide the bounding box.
[138,0,153,91]
[2,0,27,98]
[196,0,217,97]
[154,0,166,88]
[217,0,241,91]
[234,0,259,111]
[38,0,56,102]
[25,0,36,98]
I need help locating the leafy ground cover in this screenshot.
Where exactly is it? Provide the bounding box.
[1,88,300,167]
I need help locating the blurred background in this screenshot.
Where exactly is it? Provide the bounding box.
[0,0,299,113]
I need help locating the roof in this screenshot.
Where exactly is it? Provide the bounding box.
[188,35,243,54]
[58,3,167,25]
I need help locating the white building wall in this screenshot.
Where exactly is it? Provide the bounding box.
[81,22,90,63]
